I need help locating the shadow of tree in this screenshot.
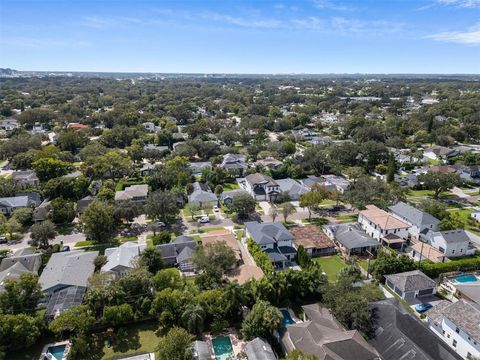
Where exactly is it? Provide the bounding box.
[112,328,141,353]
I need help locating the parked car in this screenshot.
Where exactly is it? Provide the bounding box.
[198,216,210,223]
[0,237,7,244]
[60,245,70,252]
[415,303,433,313]
[213,205,219,212]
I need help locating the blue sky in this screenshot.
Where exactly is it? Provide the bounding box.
[0,0,479,73]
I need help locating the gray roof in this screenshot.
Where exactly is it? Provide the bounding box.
[326,223,379,250]
[102,242,146,273]
[188,182,218,203]
[369,298,462,360]
[33,199,51,221]
[454,283,480,305]
[276,178,309,197]
[156,238,196,263]
[221,189,250,199]
[115,184,148,201]
[434,229,470,244]
[177,246,195,263]
[0,253,42,290]
[428,300,480,343]
[245,338,276,360]
[76,195,94,213]
[245,173,278,187]
[45,285,87,320]
[384,270,436,293]
[221,153,247,169]
[245,221,294,246]
[281,303,378,360]
[39,250,98,293]
[0,195,30,208]
[192,340,211,360]
[389,202,440,228]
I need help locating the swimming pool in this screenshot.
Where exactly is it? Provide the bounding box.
[44,345,66,360]
[212,336,235,360]
[454,274,479,283]
[281,309,295,327]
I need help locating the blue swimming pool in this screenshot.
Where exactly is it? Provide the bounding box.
[44,345,66,360]
[212,336,234,360]
[281,309,295,327]
[454,274,479,283]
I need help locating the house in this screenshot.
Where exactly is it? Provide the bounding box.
[142,122,160,133]
[424,146,459,161]
[394,173,419,188]
[358,205,410,241]
[389,202,440,239]
[12,170,39,187]
[276,178,309,201]
[309,136,332,146]
[45,285,87,321]
[139,163,156,177]
[241,173,280,202]
[221,189,250,206]
[144,144,169,155]
[0,118,19,131]
[324,223,380,257]
[76,195,94,214]
[31,122,45,133]
[33,199,51,222]
[189,161,212,175]
[39,250,98,295]
[323,175,351,193]
[280,303,378,360]
[0,195,37,215]
[67,122,89,131]
[245,221,296,269]
[0,252,42,291]
[192,340,211,360]
[200,229,242,264]
[102,242,146,277]
[245,338,276,360]
[300,175,337,192]
[188,182,218,208]
[156,235,196,273]
[115,184,148,203]
[220,153,247,175]
[253,157,283,170]
[424,230,474,258]
[384,270,437,302]
[471,210,480,222]
[290,225,336,257]
[427,300,480,359]
[411,242,448,263]
[369,298,462,360]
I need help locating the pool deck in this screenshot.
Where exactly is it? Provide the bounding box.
[204,329,246,359]
[38,340,71,360]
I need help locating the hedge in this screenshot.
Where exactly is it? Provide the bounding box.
[420,256,480,278]
[246,238,274,274]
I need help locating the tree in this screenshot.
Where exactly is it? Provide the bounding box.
[227,193,256,219]
[214,184,224,198]
[419,199,450,220]
[145,190,180,224]
[285,350,319,360]
[269,207,278,222]
[49,198,75,224]
[156,326,194,360]
[282,202,295,222]
[0,313,42,353]
[386,154,396,183]
[11,207,33,226]
[4,217,21,239]
[32,157,74,182]
[299,191,325,221]
[296,245,312,268]
[181,303,205,335]
[418,171,462,198]
[192,241,237,277]
[151,231,172,245]
[370,251,416,280]
[86,150,131,180]
[344,176,405,209]
[241,300,282,340]
[49,305,95,336]
[439,212,465,231]
[94,255,108,270]
[0,273,43,314]
[152,268,185,291]
[126,139,145,163]
[102,304,134,327]
[29,220,56,249]
[113,200,143,223]
[0,177,17,197]
[137,247,164,273]
[185,201,200,221]
[81,201,116,243]
[56,129,87,153]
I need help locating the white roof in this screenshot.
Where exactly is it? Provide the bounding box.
[102,242,146,273]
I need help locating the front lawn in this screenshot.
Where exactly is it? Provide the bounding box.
[448,209,480,234]
[334,214,358,223]
[313,255,348,282]
[222,182,240,191]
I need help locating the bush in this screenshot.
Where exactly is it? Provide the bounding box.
[246,238,274,274]
[152,232,172,245]
[420,256,480,278]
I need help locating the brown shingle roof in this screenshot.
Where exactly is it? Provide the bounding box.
[360,205,410,230]
[200,229,242,261]
[290,225,335,250]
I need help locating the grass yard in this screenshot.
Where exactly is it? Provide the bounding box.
[188,226,225,234]
[335,214,358,223]
[313,255,348,282]
[222,182,240,191]
[448,208,480,235]
[358,259,376,272]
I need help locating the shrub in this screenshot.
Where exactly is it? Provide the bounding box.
[152,232,172,245]
[420,256,480,278]
[246,238,274,274]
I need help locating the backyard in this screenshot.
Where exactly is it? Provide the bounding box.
[313,255,348,282]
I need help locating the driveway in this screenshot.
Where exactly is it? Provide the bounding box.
[258,201,272,215]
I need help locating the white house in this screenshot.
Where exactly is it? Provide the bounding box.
[427,300,480,359]
[102,242,146,277]
[240,173,280,202]
[426,230,474,258]
[389,201,440,240]
[471,210,480,223]
[358,204,410,241]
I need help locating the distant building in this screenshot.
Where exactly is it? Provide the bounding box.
[115,184,148,203]
[220,153,247,175]
[0,252,42,291]
[12,170,39,187]
[423,229,474,258]
[324,223,380,257]
[156,235,196,273]
[240,173,280,202]
[0,195,38,215]
[276,178,309,201]
[245,338,276,360]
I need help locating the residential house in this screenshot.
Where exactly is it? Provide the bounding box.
[67,122,89,131]
[142,122,160,133]
[144,144,169,156]
[76,195,94,214]
[424,146,459,161]
[33,199,51,222]
[12,170,39,187]
[323,174,350,193]
[290,225,336,257]
[427,300,480,359]
[384,270,437,302]
[280,303,378,360]
[300,175,337,192]
[102,242,146,277]
[241,173,280,202]
[424,230,474,258]
[45,285,87,321]
[31,122,45,133]
[139,163,155,177]
[115,184,149,203]
[358,205,410,241]
[220,153,247,175]
[324,223,380,257]
[411,242,448,263]
[192,340,211,360]
[253,157,283,170]
[394,173,419,188]
[0,195,37,215]
[0,118,19,132]
[0,252,42,291]
[389,202,440,240]
[276,178,309,201]
[369,298,462,360]
[189,161,212,176]
[156,235,196,273]
[245,221,296,269]
[221,189,250,206]
[200,229,242,264]
[188,182,218,208]
[309,136,332,146]
[456,165,480,182]
[245,338,276,360]
[471,210,480,222]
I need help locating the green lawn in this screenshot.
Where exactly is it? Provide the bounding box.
[448,208,480,234]
[188,226,225,234]
[358,259,376,272]
[313,255,348,282]
[334,214,358,223]
[222,182,239,191]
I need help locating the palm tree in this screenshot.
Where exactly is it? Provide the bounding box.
[181,304,205,335]
[224,282,245,319]
[269,207,278,222]
[282,203,295,223]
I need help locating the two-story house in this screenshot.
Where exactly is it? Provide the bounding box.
[241,173,280,202]
[428,300,480,359]
[358,204,410,241]
[220,153,247,175]
[389,201,440,240]
[424,229,474,258]
[245,221,296,269]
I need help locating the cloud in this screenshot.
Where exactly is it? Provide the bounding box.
[435,0,480,8]
[426,23,480,44]
[312,0,355,11]
[0,37,91,48]
[200,11,283,29]
[82,16,141,29]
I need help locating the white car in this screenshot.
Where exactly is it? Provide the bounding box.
[198,216,210,223]
[213,205,219,212]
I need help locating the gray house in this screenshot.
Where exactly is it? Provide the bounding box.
[102,242,146,277]
[324,223,380,257]
[156,235,196,273]
[192,340,211,360]
[188,182,218,208]
[12,170,39,187]
[276,178,309,201]
[245,338,276,360]
[220,153,247,175]
[0,252,42,291]
[389,202,440,240]
[385,270,437,302]
[76,195,94,214]
[221,189,250,206]
[0,195,37,215]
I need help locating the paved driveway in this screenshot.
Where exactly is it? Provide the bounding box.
[258,201,271,215]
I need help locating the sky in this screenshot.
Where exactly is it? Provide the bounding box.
[0,0,479,74]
